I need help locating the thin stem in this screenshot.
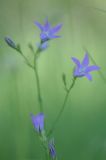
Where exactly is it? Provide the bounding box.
[40,132,50,160]
[41,141,49,160]
[83,47,106,83]
[47,77,77,136]
[78,4,106,13]
[34,51,43,112]
[21,53,34,69]
[46,149,50,160]
[17,47,34,69]
[18,48,44,112]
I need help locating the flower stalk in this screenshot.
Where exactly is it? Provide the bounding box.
[48,76,77,137]
[83,47,106,83]
[33,49,44,112]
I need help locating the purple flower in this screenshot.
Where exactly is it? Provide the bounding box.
[48,139,56,159]
[35,18,62,42]
[37,41,49,51]
[71,53,100,81]
[31,113,44,133]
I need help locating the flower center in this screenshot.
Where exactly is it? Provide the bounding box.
[79,66,86,75]
[41,31,50,42]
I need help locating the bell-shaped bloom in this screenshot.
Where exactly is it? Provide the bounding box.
[71,53,100,81]
[36,41,49,51]
[48,139,56,159]
[31,113,44,133]
[35,19,62,42]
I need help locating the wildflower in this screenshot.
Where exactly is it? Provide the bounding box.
[31,113,44,133]
[37,41,49,51]
[5,37,17,49]
[35,18,62,42]
[71,53,100,80]
[48,139,56,159]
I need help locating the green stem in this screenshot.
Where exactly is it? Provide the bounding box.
[47,77,77,137]
[16,48,34,69]
[89,53,106,83]
[21,53,34,69]
[45,149,50,160]
[34,51,43,112]
[41,142,49,160]
[18,48,44,112]
[83,47,106,83]
[40,132,50,160]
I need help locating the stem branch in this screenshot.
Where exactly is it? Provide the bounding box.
[83,47,106,83]
[47,77,77,136]
[33,51,43,112]
[19,48,43,112]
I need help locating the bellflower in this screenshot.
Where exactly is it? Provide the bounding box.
[35,19,62,42]
[71,53,100,81]
[31,113,44,133]
[48,139,56,159]
[37,41,49,51]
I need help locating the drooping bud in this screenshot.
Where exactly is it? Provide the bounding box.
[5,37,17,49]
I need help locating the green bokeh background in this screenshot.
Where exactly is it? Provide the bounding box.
[0,0,106,159]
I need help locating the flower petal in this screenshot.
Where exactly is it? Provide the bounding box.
[50,23,62,34]
[49,139,56,159]
[44,19,51,31]
[31,113,44,132]
[50,35,61,39]
[82,53,89,66]
[73,68,80,77]
[85,65,100,73]
[71,57,81,68]
[34,21,44,31]
[39,41,49,51]
[85,73,92,81]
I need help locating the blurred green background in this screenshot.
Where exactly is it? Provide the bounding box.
[0,0,106,159]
